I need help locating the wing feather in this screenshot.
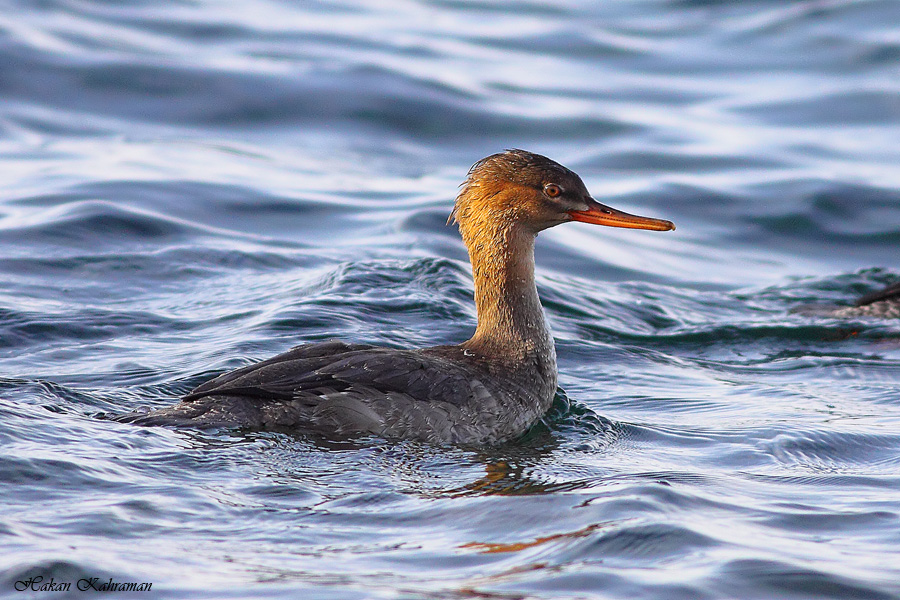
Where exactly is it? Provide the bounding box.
[121,340,526,443]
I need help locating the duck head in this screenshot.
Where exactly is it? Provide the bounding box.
[450,149,675,237]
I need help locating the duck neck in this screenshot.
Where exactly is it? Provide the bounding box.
[461,222,554,362]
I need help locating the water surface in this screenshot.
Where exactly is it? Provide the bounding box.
[2,1,900,598]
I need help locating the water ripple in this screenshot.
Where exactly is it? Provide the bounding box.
[2,0,900,599]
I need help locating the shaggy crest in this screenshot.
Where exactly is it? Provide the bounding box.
[448,149,579,227]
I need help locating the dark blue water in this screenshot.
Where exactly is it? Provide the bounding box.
[2,1,900,598]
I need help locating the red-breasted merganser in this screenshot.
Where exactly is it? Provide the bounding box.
[117,150,675,444]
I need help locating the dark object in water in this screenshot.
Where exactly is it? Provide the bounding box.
[794,279,900,319]
[828,280,900,319]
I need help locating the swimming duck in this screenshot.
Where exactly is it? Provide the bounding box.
[117,150,675,444]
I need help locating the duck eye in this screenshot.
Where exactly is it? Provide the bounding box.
[544,184,562,198]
